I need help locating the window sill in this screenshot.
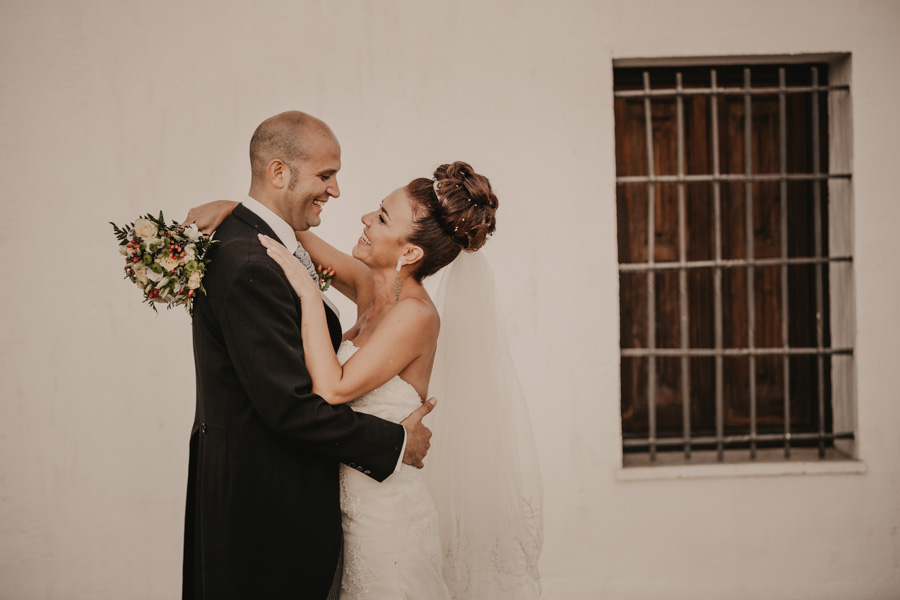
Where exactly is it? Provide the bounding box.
[616,447,866,482]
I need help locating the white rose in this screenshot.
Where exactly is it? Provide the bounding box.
[133,265,149,285]
[184,245,197,262]
[134,218,158,240]
[188,270,202,290]
[159,255,179,272]
[143,237,161,251]
[183,224,202,242]
[146,269,163,283]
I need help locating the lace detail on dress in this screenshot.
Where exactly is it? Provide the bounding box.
[339,465,379,598]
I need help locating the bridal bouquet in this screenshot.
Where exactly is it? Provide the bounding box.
[110,212,216,315]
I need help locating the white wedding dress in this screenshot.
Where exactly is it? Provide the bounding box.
[337,340,451,599]
[336,252,542,599]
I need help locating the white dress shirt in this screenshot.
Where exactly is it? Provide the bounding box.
[241,196,407,472]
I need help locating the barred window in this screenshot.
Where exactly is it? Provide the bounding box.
[614,56,855,465]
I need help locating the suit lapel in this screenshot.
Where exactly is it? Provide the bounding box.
[234,203,343,351]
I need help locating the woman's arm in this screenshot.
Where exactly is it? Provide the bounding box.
[185,201,373,306]
[183,200,239,234]
[260,235,437,405]
[295,230,374,307]
[318,298,437,403]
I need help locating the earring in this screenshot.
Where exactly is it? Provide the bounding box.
[393,257,403,302]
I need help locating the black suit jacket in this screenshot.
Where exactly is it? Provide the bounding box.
[184,204,405,599]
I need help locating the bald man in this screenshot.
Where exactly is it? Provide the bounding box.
[183,112,434,599]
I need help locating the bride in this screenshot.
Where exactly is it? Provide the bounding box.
[192,161,541,598]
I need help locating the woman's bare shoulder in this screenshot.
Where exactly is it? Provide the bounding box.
[373,296,440,344]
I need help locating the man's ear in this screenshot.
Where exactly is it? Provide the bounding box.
[402,244,425,268]
[268,160,288,190]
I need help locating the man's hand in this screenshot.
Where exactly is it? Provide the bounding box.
[400,398,436,468]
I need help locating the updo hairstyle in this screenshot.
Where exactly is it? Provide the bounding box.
[405,161,498,281]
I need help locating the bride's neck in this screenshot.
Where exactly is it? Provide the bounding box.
[370,268,420,308]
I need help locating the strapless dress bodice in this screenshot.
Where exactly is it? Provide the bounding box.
[336,340,423,424]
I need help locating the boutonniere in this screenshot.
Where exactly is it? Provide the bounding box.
[316,264,335,292]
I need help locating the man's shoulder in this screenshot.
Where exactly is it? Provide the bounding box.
[204,218,277,284]
[216,205,281,247]
[210,208,263,253]
[208,236,271,273]
[215,207,253,240]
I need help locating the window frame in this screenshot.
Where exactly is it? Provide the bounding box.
[612,54,856,467]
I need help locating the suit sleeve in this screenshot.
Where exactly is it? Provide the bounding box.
[218,257,404,481]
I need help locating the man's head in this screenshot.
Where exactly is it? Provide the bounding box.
[248,111,341,231]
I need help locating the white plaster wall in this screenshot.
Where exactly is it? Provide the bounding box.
[1,0,898,598]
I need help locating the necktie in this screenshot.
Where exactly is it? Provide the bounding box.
[293,242,320,283]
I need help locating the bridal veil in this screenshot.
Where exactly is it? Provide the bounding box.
[422,251,543,598]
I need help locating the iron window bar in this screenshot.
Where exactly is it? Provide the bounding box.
[642,71,658,462]
[676,72,691,459]
[619,256,853,273]
[621,348,853,358]
[712,69,725,460]
[619,256,852,272]
[617,174,851,183]
[617,65,854,464]
[743,68,759,459]
[623,431,854,449]
[613,84,850,98]
[812,66,828,459]
[778,68,793,457]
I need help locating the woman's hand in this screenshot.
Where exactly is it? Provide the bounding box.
[258,234,320,301]
[182,200,238,235]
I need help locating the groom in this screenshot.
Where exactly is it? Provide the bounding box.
[184,111,435,599]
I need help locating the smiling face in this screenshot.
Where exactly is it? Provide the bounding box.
[273,131,342,231]
[352,187,419,270]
